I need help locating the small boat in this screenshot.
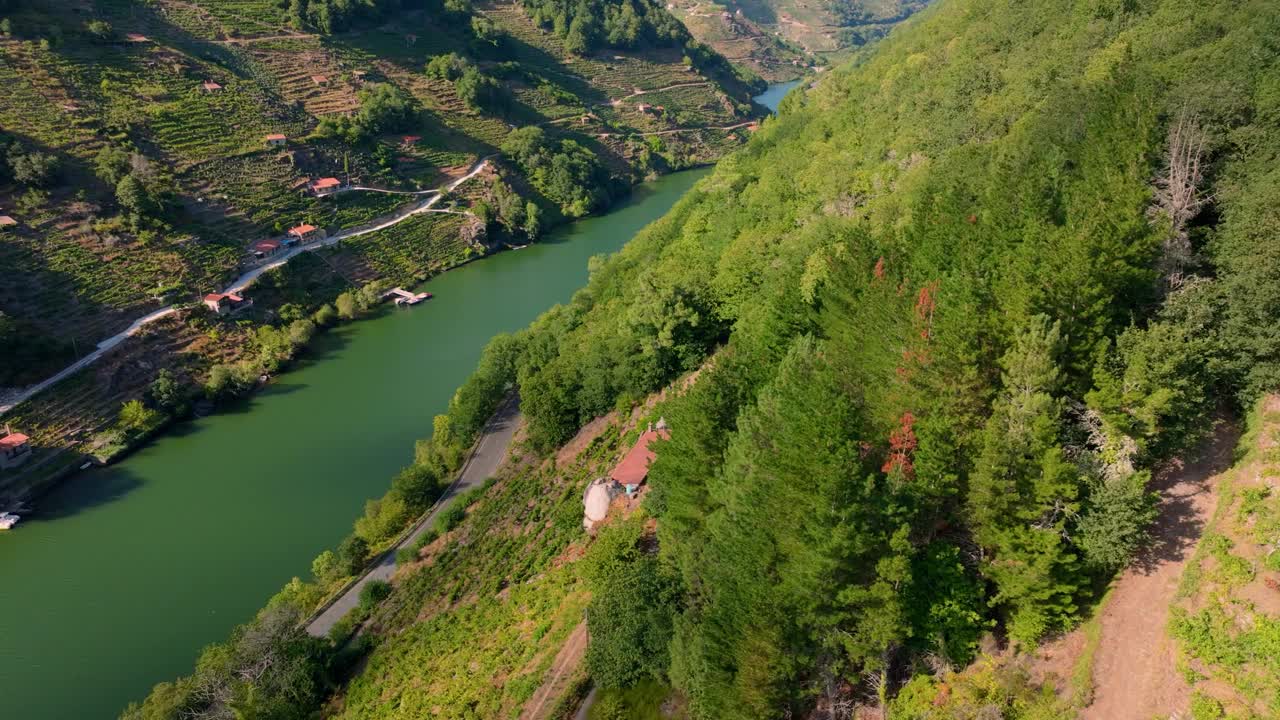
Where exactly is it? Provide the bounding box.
[0,512,20,530]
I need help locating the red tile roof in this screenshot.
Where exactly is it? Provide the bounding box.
[311,75,329,84]
[609,428,670,487]
[254,239,281,252]
[265,133,287,141]
[125,33,149,42]
[203,293,226,303]
[0,433,29,449]
[402,135,421,143]
[311,177,341,189]
[0,215,17,226]
[288,224,318,236]
[226,293,244,303]
[202,81,222,91]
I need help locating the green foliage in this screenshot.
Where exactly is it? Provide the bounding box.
[889,655,1066,719]
[433,501,466,534]
[968,316,1082,644]
[1075,470,1159,573]
[118,399,159,432]
[6,144,59,187]
[119,605,330,720]
[903,544,988,666]
[523,0,687,54]
[317,83,418,142]
[500,126,615,217]
[338,534,370,575]
[358,579,392,610]
[583,516,678,688]
[147,369,189,416]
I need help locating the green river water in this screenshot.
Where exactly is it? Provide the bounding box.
[0,83,793,719]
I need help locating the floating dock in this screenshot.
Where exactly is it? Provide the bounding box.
[382,287,432,306]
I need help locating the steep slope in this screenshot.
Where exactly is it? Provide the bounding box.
[118,0,1280,718]
[0,0,764,500]
[469,0,1278,716]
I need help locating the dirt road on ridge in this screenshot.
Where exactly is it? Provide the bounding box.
[1079,424,1237,719]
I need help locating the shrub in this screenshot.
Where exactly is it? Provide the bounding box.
[358,579,392,610]
[434,502,466,534]
[338,535,370,575]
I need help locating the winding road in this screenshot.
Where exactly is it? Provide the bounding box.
[0,159,490,416]
[305,395,522,637]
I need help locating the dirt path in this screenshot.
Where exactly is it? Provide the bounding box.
[521,620,590,720]
[1079,423,1238,719]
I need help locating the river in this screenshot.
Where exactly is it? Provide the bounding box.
[0,82,794,719]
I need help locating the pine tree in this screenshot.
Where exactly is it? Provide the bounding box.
[968,315,1082,644]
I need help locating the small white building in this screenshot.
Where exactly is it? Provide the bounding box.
[583,477,625,531]
[0,427,32,470]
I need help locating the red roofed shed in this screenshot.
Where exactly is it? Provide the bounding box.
[610,422,670,494]
[0,430,31,469]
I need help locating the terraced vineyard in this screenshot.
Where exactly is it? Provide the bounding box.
[0,0,766,499]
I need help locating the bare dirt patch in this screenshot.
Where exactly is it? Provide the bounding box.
[557,412,617,467]
[1079,422,1238,720]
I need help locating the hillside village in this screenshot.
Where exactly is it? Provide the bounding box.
[0,0,776,504]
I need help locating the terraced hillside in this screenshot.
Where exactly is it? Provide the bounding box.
[668,0,930,64]
[0,0,766,501]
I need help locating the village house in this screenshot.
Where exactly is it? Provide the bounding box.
[0,427,32,470]
[264,133,287,148]
[252,239,282,259]
[124,33,149,43]
[288,224,326,244]
[310,177,342,197]
[202,292,252,316]
[311,75,329,86]
[0,215,17,228]
[401,135,421,145]
[202,81,222,93]
[609,418,670,496]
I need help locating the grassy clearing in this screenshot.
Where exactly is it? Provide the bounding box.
[1169,398,1280,719]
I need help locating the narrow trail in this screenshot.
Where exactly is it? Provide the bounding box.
[521,620,590,720]
[1078,423,1238,719]
[0,158,490,416]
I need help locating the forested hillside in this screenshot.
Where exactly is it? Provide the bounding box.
[459,0,1279,714]
[120,0,1280,717]
[0,0,765,501]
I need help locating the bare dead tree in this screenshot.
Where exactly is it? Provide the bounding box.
[1149,108,1210,288]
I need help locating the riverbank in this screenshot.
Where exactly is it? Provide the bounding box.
[0,82,796,720]
[0,166,716,720]
[0,152,698,507]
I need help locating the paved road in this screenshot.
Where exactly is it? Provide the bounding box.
[305,395,522,637]
[0,159,491,417]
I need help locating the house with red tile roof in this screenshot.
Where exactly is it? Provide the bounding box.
[264,133,287,147]
[610,418,670,496]
[252,239,282,258]
[288,224,326,244]
[202,292,252,316]
[124,33,149,43]
[309,177,342,196]
[311,75,329,86]
[202,81,222,93]
[0,427,32,469]
[0,215,17,228]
